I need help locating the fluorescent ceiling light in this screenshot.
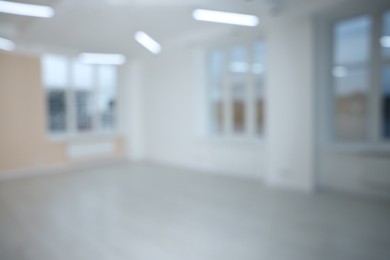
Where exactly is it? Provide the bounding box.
[0,37,15,51]
[192,9,259,27]
[134,31,161,54]
[78,53,126,65]
[380,36,390,48]
[0,0,54,18]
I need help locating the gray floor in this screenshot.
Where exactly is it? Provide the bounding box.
[0,163,389,260]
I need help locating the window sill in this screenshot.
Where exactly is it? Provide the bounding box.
[47,131,119,142]
[198,134,265,146]
[323,143,390,157]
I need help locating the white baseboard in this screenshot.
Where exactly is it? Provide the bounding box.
[0,157,129,182]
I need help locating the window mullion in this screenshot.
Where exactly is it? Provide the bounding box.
[370,11,383,143]
[93,65,100,133]
[246,43,255,138]
[68,59,76,137]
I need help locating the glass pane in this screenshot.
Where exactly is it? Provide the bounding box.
[98,92,116,129]
[47,90,67,132]
[232,83,246,133]
[229,46,248,77]
[255,79,265,134]
[42,55,68,88]
[73,61,93,89]
[209,50,225,83]
[98,65,117,90]
[333,15,372,141]
[334,66,370,140]
[75,91,93,131]
[210,83,223,134]
[382,66,390,138]
[382,11,390,59]
[253,41,266,75]
[253,42,266,134]
[334,15,371,65]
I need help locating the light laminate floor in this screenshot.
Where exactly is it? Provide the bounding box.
[0,163,389,260]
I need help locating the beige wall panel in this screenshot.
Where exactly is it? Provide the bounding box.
[0,52,67,171]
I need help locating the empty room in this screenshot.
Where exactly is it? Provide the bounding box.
[1,0,390,259]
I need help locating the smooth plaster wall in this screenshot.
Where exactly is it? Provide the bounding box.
[134,48,265,179]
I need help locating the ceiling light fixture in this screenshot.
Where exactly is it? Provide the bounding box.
[0,0,54,18]
[0,37,15,51]
[192,9,259,27]
[78,53,126,65]
[134,31,161,54]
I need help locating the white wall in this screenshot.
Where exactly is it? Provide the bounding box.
[120,62,146,161]
[318,150,390,197]
[137,48,265,179]
[265,15,315,191]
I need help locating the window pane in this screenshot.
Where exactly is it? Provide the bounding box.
[98,65,117,89]
[382,11,390,59]
[334,66,370,140]
[255,79,265,134]
[229,46,248,77]
[98,92,116,129]
[209,50,224,83]
[334,15,371,65]
[75,91,93,131]
[47,90,67,132]
[98,66,117,130]
[382,66,390,138]
[209,50,225,134]
[232,83,246,133]
[333,16,372,141]
[42,55,67,88]
[253,41,266,75]
[210,83,224,133]
[73,61,93,89]
[253,42,266,134]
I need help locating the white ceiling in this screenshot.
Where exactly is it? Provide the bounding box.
[0,0,345,58]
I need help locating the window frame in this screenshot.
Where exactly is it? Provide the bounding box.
[205,37,266,141]
[42,55,119,141]
[316,0,390,151]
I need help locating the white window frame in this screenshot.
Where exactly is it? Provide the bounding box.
[42,55,119,140]
[205,38,266,142]
[316,0,390,152]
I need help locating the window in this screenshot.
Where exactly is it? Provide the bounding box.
[207,41,266,138]
[253,42,266,135]
[42,54,118,137]
[230,46,248,134]
[381,11,390,138]
[332,15,372,141]
[98,66,117,130]
[209,50,225,133]
[330,8,390,144]
[73,61,94,132]
[42,55,68,133]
